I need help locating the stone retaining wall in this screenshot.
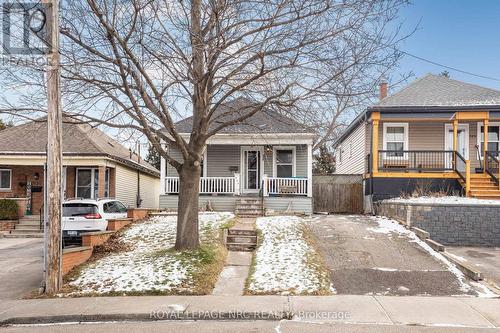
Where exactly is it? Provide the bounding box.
[375,201,500,246]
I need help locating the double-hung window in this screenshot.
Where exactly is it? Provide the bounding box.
[76,168,109,199]
[0,169,11,190]
[383,123,408,158]
[478,123,500,158]
[274,147,295,178]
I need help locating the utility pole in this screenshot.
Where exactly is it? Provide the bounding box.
[44,0,63,293]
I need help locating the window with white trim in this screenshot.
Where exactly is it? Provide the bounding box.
[0,169,11,190]
[274,148,295,178]
[383,123,408,157]
[478,123,500,157]
[76,168,109,199]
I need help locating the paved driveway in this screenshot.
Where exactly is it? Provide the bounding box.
[0,238,43,299]
[308,215,479,296]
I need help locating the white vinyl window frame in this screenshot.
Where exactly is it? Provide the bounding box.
[0,169,12,191]
[476,122,500,159]
[75,167,110,199]
[272,146,297,178]
[383,122,409,159]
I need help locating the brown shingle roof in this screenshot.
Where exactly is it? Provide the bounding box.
[0,117,159,177]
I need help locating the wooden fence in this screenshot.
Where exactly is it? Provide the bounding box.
[312,175,363,213]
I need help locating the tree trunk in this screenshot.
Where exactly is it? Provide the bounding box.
[175,162,201,250]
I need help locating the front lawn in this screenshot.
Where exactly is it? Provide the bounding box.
[64,212,234,296]
[245,216,332,295]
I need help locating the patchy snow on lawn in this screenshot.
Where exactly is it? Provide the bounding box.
[387,196,500,205]
[67,212,233,295]
[247,216,332,295]
[370,216,473,294]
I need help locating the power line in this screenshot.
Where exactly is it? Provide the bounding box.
[397,48,500,83]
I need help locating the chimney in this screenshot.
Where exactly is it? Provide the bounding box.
[379,79,388,100]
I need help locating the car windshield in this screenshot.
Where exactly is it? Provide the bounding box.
[63,203,98,217]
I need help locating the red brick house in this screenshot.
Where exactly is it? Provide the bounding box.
[0,117,160,217]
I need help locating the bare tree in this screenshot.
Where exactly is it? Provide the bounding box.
[0,0,409,250]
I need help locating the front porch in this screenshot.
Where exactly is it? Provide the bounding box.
[367,111,500,199]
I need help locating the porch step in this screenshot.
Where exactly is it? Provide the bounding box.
[15,224,43,231]
[4,232,43,238]
[235,199,263,217]
[225,228,257,252]
[17,219,42,226]
[10,229,43,234]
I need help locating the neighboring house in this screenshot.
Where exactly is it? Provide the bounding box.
[334,74,500,204]
[159,97,315,214]
[0,117,160,215]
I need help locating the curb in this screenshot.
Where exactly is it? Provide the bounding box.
[0,311,292,326]
[442,252,483,282]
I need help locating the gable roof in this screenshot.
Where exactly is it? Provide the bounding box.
[174,97,313,134]
[0,117,159,176]
[377,74,500,108]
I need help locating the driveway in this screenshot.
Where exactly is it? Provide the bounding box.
[0,238,43,299]
[307,215,479,296]
[446,247,500,292]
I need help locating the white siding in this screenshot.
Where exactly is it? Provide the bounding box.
[115,164,160,208]
[335,123,366,174]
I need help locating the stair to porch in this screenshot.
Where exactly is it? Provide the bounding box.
[234,198,264,217]
[225,229,258,252]
[463,174,500,200]
[5,215,44,238]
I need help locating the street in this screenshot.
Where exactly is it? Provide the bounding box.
[2,321,500,333]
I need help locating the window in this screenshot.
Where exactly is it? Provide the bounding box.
[478,123,500,158]
[103,201,127,214]
[0,169,11,190]
[76,168,110,199]
[383,123,408,158]
[274,147,295,178]
[63,203,98,217]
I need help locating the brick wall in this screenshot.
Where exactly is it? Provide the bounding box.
[375,201,500,246]
[62,247,93,275]
[0,165,44,213]
[0,220,18,231]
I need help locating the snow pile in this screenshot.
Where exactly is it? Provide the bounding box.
[387,196,500,205]
[371,216,472,293]
[68,212,233,295]
[247,216,331,295]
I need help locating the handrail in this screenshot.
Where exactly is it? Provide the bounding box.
[454,151,467,182]
[485,151,499,186]
[377,150,455,172]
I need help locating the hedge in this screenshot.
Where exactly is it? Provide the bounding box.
[0,199,18,220]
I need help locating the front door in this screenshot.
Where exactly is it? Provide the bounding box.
[445,124,469,169]
[241,147,263,193]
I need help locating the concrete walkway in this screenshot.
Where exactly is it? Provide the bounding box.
[212,218,255,296]
[1,295,500,328]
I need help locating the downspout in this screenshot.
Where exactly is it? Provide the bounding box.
[368,111,375,215]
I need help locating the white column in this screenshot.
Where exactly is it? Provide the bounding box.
[160,147,166,195]
[234,172,240,196]
[262,174,269,197]
[307,144,313,197]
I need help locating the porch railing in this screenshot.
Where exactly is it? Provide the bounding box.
[377,150,455,172]
[485,151,500,186]
[263,177,308,196]
[454,151,467,182]
[165,176,239,195]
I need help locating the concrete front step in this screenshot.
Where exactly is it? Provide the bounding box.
[226,235,257,244]
[10,229,43,234]
[228,229,256,236]
[19,215,41,220]
[235,204,262,209]
[235,209,262,215]
[15,224,43,231]
[237,199,261,204]
[17,219,42,226]
[226,243,256,252]
[4,233,43,238]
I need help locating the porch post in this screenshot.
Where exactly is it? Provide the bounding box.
[465,160,471,196]
[234,172,240,195]
[372,112,380,174]
[97,166,106,198]
[262,174,269,197]
[483,119,489,173]
[160,155,166,195]
[307,144,313,197]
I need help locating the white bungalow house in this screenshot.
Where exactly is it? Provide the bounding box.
[159,97,315,215]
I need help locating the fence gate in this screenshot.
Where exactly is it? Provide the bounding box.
[312,175,363,214]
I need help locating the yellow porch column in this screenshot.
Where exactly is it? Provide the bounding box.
[483,119,489,173]
[371,112,380,174]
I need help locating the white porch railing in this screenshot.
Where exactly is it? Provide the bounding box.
[165,175,240,195]
[263,176,308,196]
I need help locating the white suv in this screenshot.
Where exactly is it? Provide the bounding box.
[62,199,128,238]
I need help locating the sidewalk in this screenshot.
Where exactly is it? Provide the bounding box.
[1,295,500,328]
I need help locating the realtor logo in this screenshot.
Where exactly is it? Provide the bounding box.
[2,2,49,55]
